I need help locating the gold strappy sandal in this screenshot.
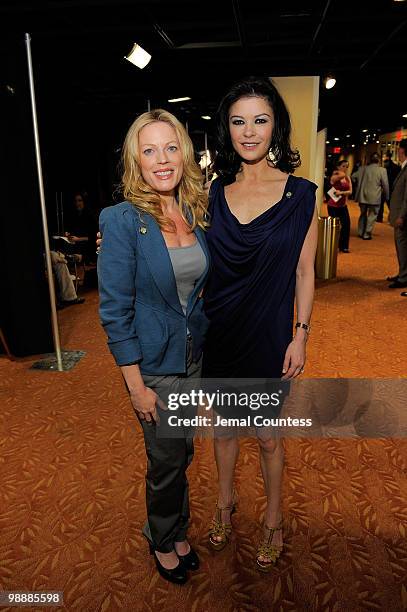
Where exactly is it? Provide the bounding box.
[256,520,283,572]
[209,492,237,551]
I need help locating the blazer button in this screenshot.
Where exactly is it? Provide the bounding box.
[286,191,292,198]
[139,226,147,234]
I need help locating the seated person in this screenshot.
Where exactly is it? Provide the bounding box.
[50,250,85,308]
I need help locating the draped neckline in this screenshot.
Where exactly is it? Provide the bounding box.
[222,173,293,226]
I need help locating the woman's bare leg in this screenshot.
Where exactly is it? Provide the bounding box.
[257,433,284,559]
[212,435,240,541]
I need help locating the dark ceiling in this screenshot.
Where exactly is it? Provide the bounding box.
[1,0,407,193]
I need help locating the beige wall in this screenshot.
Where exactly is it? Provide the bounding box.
[378,128,407,162]
[315,128,327,212]
[272,76,320,185]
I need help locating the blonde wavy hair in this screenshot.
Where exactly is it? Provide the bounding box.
[121,109,208,231]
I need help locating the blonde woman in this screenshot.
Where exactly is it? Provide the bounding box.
[97,110,210,585]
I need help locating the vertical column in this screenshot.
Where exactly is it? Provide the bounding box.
[271,76,320,186]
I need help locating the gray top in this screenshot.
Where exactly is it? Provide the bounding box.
[168,240,206,314]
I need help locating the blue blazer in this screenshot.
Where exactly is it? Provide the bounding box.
[98,201,210,374]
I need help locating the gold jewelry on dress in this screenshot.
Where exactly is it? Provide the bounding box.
[256,520,283,572]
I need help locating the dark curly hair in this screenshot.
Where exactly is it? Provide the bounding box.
[213,76,300,184]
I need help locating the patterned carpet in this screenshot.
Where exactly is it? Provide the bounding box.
[1,201,406,611]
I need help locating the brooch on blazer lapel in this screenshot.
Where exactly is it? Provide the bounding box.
[136,209,148,234]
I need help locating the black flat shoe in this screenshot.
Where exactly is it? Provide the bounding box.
[388,281,407,289]
[148,544,188,585]
[387,275,399,282]
[175,545,200,571]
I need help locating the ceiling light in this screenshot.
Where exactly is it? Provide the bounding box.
[201,115,211,120]
[324,75,336,89]
[351,144,355,148]
[326,140,330,144]
[376,140,380,143]
[362,129,368,133]
[403,113,407,118]
[334,137,339,141]
[346,134,351,137]
[124,43,151,69]
[168,96,191,103]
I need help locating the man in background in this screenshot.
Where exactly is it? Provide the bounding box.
[377,151,400,222]
[388,140,407,291]
[352,153,389,241]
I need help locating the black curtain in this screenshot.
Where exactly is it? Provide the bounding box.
[0,36,53,357]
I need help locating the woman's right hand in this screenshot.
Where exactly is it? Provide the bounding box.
[96,231,102,252]
[129,385,166,423]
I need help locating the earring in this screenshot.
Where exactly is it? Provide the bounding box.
[266,146,279,166]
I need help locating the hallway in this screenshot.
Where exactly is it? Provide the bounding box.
[0,201,406,611]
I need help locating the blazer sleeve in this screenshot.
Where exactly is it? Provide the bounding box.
[97,205,143,366]
[401,171,407,219]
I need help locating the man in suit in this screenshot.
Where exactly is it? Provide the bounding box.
[352,153,389,240]
[377,152,400,222]
[388,139,407,291]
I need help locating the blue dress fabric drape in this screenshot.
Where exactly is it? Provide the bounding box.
[202,174,317,378]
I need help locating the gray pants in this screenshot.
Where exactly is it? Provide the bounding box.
[138,337,201,553]
[358,203,380,238]
[395,225,407,283]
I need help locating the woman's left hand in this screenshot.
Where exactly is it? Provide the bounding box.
[281,337,306,380]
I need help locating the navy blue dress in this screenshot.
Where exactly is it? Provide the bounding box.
[202,174,316,378]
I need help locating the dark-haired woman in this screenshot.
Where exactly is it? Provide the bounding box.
[65,192,97,263]
[327,159,352,252]
[203,77,318,571]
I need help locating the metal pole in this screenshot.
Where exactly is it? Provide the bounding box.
[204,131,209,183]
[147,98,151,111]
[25,33,63,371]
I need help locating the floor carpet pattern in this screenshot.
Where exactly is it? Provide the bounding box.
[1,202,406,611]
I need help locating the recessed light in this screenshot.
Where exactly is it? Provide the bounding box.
[334,137,339,141]
[362,129,368,133]
[403,113,407,118]
[351,144,355,148]
[326,140,330,144]
[168,97,191,103]
[201,115,211,120]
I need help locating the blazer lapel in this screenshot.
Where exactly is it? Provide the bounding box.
[137,212,184,316]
